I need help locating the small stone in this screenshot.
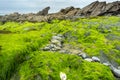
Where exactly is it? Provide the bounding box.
[92,56,100,62]
[118,66,120,70]
[84,58,93,62]
[78,52,87,59]
[49,44,55,48]
[57,34,63,37]
[55,46,61,50]
[43,46,50,51]
[51,39,61,44]
[51,48,56,51]
[103,62,111,66]
[52,36,62,41]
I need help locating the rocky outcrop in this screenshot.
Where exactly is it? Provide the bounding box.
[60,6,75,14]
[0,6,81,22]
[0,1,120,22]
[78,1,120,16]
[59,6,80,16]
[0,12,21,22]
[37,6,50,16]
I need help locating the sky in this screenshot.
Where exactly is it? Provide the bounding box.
[0,0,119,15]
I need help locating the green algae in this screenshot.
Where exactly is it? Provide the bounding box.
[0,16,119,80]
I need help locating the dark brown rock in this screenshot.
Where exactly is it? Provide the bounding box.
[37,6,50,16]
[104,1,120,15]
[79,1,120,16]
[60,6,75,14]
[66,8,81,16]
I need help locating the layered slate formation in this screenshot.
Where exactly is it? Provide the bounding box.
[78,1,120,16]
[0,1,120,22]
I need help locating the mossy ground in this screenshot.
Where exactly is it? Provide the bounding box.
[0,16,120,80]
[18,52,114,80]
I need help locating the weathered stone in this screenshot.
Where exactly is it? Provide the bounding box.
[84,58,93,62]
[43,46,50,51]
[37,7,50,16]
[51,39,61,44]
[52,36,62,41]
[92,56,100,62]
[42,34,64,51]
[110,65,120,78]
[102,62,111,66]
[78,52,87,59]
[0,1,119,22]
[60,6,75,14]
[78,1,120,16]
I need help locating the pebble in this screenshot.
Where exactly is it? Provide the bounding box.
[78,52,87,59]
[84,58,93,62]
[92,56,100,62]
[43,34,63,51]
[103,62,111,66]
[52,36,62,41]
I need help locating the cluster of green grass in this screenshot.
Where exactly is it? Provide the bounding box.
[18,52,114,80]
[0,25,53,79]
[0,16,120,80]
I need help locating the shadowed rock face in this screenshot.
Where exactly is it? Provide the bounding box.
[0,1,120,22]
[78,1,120,16]
[37,6,50,16]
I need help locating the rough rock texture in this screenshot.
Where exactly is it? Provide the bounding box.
[42,34,64,51]
[59,6,80,16]
[78,1,120,16]
[36,6,50,16]
[0,1,120,22]
[0,6,80,22]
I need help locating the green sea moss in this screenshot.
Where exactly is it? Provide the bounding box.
[0,16,119,80]
[18,52,115,80]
